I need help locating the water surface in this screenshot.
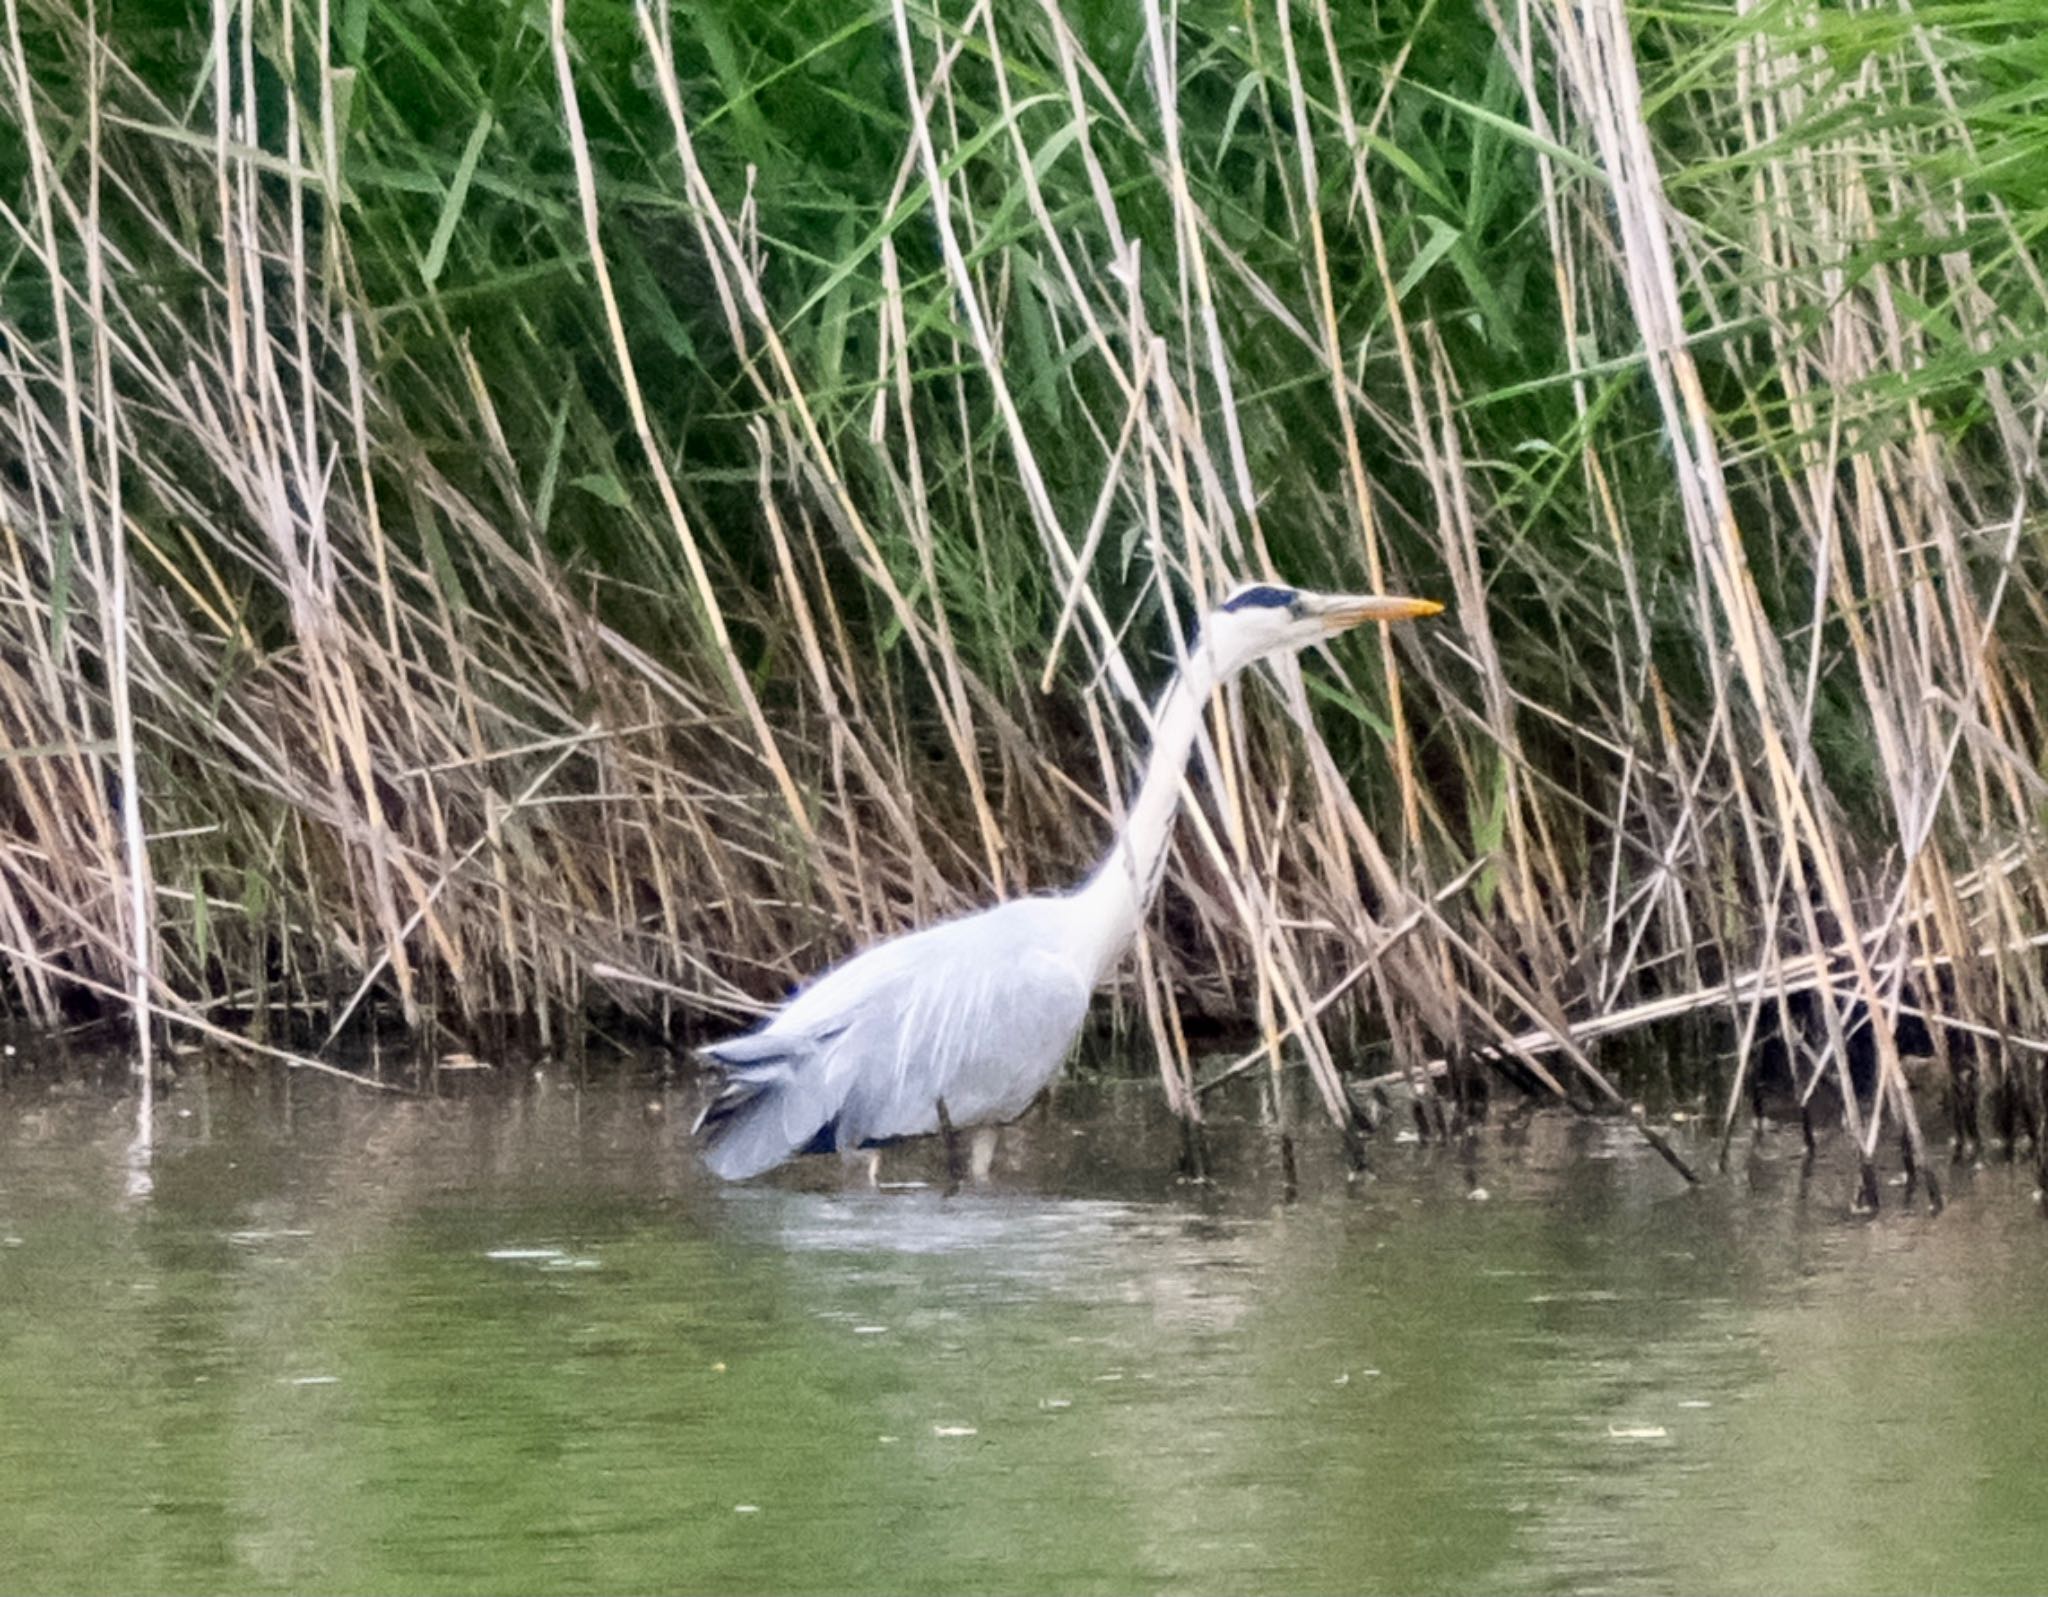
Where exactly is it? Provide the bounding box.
[3,1062,2044,1594]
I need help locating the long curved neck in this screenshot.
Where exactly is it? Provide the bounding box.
[1071,647,1226,982]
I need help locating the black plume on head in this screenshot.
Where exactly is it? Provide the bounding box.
[1220,584,1298,613]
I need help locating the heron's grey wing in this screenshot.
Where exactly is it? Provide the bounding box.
[956,946,1094,1119]
[829,935,1093,1143]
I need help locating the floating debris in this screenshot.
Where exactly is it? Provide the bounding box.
[1678,1400,1712,1410]
[1467,1186,1491,1202]
[734,1504,760,1515]
[484,1247,598,1269]
[932,1425,978,1438]
[1333,1373,1350,1386]
[288,1375,339,1387]
[852,1326,889,1335]
[1607,1423,1667,1440]
[1039,1398,1071,1411]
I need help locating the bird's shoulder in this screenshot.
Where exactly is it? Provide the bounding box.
[769,893,1087,1033]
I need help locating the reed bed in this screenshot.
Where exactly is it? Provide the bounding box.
[1,0,2042,1200]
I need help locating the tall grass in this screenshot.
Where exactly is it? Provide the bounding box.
[1,0,2042,1194]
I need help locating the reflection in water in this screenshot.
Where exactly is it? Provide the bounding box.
[1,1063,2044,1594]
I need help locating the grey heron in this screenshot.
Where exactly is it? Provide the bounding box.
[694,581,1443,1181]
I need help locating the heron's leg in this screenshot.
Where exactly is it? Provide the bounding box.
[840,1148,883,1187]
[969,1126,998,1184]
[935,1097,965,1188]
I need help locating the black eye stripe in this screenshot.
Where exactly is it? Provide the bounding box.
[1220,584,1298,613]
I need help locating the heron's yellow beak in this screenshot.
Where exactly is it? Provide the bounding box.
[1310,593,1445,632]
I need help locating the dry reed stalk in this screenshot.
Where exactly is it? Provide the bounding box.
[551,0,841,924]
[85,3,153,1091]
[639,2,1026,912]
[1273,0,1424,859]
[3,0,146,1043]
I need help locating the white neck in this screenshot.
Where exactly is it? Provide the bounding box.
[1070,645,1228,983]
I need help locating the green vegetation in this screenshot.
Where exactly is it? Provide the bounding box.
[1,0,2042,1182]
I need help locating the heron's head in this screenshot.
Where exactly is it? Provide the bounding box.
[1197,581,1443,674]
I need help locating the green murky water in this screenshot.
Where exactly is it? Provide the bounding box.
[3,1061,2045,1595]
